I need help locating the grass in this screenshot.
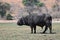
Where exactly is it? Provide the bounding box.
[0,23,60,40]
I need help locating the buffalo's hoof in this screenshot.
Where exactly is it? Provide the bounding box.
[34,32,36,34]
[31,32,33,34]
[50,32,53,34]
[41,32,45,34]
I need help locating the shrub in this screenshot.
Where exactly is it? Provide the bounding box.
[6,14,13,20]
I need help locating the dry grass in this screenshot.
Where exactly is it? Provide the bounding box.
[0,23,60,40]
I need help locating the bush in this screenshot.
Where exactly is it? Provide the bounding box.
[6,14,13,20]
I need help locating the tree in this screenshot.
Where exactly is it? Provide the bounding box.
[22,0,44,14]
[52,0,60,18]
[0,2,11,18]
[6,14,13,20]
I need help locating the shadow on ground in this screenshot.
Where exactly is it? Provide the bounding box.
[27,32,56,34]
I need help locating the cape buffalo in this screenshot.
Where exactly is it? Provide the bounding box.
[17,14,52,34]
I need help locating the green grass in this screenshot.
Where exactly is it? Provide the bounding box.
[0,23,60,40]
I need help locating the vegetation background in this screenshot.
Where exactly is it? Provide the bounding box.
[0,0,60,40]
[0,0,60,20]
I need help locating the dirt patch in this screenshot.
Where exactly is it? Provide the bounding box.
[0,19,60,23]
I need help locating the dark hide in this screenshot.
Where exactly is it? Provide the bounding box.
[17,14,52,34]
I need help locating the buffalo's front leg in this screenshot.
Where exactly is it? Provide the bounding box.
[31,26,33,33]
[34,26,36,34]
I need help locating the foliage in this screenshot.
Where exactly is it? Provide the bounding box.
[52,4,60,11]
[36,2,44,7]
[22,0,44,15]
[22,0,44,7]
[22,0,29,6]
[0,2,11,18]
[53,5,57,8]
[3,3,11,10]
[0,9,6,18]
[6,14,13,20]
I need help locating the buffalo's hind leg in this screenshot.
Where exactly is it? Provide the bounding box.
[43,23,52,34]
[42,26,48,33]
[49,25,52,33]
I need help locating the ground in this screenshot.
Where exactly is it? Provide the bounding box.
[0,23,60,40]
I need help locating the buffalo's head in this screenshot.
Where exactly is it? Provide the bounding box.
[17,18,25,26]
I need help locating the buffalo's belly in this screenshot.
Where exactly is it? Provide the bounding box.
[36,21,45,27]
